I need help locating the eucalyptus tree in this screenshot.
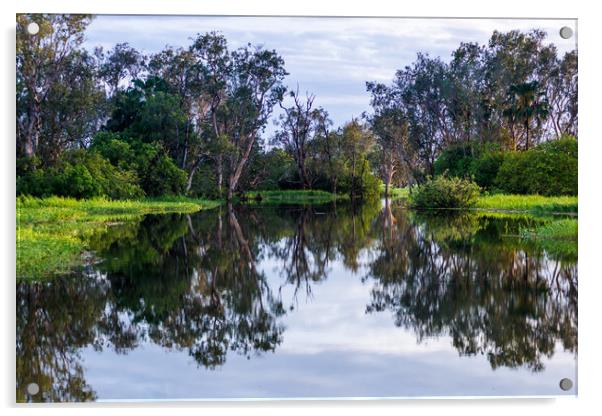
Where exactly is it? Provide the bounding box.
[16,14,97,160]
[312,110,343,195]
[545,50,578,137]
[273,87,329,189]
[366,81,412,194]
[482,29,558,146]
[341,119,375,198]
[96,42,145,97]
[187,33,288,200]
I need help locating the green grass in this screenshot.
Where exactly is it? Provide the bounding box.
[243,190,342,204]
[475,194,578,214]
[520,218,578,260]
[16,196,220,279]
[380,185,409,200]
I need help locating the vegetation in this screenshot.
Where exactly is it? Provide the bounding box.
[520,219,578,260]
[16,196,219,278]
[15,14,578,280]
[16,15,577,203]
[409,176,481,209]
[433,136,577,195]
[243,190,340,204]
[475,194,577,213]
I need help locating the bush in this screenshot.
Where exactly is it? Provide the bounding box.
[91,132,187,197]
[434,143,505,190]
[471,151,505,189]
[409,176,481,209]
[433,144,474,179]
[495,136,577,196]
[17,150,143,199]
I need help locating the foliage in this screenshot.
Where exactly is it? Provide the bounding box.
[475,194,578,213]
[367,30,577,183]
[434,144,506,190]
[17,151,143,199]
[495,135,577,195]
[91,132,187,197]
[520,218,578,261]
[409,176,481,209]
[16,196,220,279]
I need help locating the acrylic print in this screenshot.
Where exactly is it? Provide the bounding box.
[16,14,578,402]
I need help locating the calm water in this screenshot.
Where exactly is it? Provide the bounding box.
[16,200,577,402]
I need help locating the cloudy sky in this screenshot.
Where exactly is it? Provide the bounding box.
[83,16,577,133]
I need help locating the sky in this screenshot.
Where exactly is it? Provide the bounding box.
[83,16,577,135]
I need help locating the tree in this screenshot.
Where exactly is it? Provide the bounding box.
[503,81,549,150]
[96,42,144,96]
[546,51,578,137]
[341,119,375,199]
[17,14,95,160]
[366,82,412,194]
[274,87,327,189]
[187,33,288,199]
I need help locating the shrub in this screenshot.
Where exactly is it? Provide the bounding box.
[471,151,505,189]
[434,143,505,190]
[409,176,481,209]
[17,150,143,199]
[433,144,474,179]
[91,132,187,197]
[495,136,577,196]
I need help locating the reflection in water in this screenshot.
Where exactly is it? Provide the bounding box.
[366,202,577,372]
[16,201,577,401]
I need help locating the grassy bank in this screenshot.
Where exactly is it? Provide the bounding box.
[475,194,578,214]
[244,190,341,204]
[16,196,220,279]
[520,218,578,260]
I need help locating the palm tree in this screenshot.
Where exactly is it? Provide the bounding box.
[503,81,550,150]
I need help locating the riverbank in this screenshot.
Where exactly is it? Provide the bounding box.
[243,190,341,204]
[388,186,577,214]
[16,196,220,279]
[16,191,578,278]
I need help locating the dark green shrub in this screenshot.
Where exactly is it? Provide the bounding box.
[434,143,505,190]
[17,151,143,199]
[495,136,577,196]
[433,144,474,178]
[471,151,505,189]
[409,176,481,209]
[91,132,187,197]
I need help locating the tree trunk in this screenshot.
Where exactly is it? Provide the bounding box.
[217,155,223,199]
[227,135,256,200]
[24,95,41,158]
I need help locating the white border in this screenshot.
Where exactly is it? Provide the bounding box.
[3,1,601,415]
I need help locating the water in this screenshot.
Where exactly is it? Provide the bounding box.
[16,200,577,402]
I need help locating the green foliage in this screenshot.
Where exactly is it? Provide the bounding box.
[476,194,578,213]
[409,176,481,209]
[91,132,187,197]
[471,151,505,189]
[495,136,577,195]
[17,150,143,200]
[520,218,578,261]
[16,196,220,279]
[243,190,340,205]
[434,143,505,190]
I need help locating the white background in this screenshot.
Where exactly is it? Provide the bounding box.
[2,1,600,415]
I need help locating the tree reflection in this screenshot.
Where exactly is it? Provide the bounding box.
[366,206,577,372]
[16,201,578,401]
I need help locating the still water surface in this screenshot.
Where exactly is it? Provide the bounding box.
[16,200,577,401]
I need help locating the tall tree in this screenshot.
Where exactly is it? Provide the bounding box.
[17,14,95,160]
[503,81,549,150]
[274,87,326,189]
